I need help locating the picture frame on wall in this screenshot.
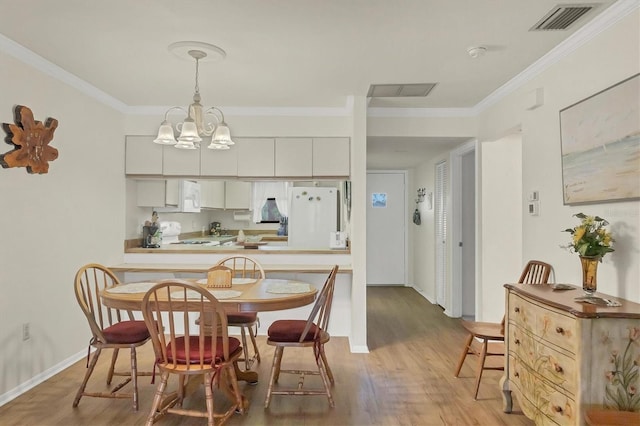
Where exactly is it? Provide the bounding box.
[559,73,640,205]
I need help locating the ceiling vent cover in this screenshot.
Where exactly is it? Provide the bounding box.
[367,83,437,98]
[531,4,597,31]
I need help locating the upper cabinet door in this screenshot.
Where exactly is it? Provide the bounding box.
[313,137,350,177]
[275,138,312,177]
[199,180,225,209]
[236,138,275,177]
[125,136,163,175]
[163,144,201,176]
[200,142,239,176]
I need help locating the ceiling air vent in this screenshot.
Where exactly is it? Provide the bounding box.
[530,4,597,31]
[367,83,437,98]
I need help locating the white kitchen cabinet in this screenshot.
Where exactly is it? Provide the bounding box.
[200,142,238,176]
[225,181,251,210]
[313,137,350,177]
[199,180,225,209]
[136,180,179,207]
[163,145,201,176]
[125,136,163,175]
[236,138,275,177]
[275,138,312,177]
[137,179,202,212]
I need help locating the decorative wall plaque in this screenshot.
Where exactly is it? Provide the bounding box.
[1,105,59,174]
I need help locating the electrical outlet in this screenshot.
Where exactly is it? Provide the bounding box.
[22,323,30,341]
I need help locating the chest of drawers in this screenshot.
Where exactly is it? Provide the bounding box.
[501,284,640,425]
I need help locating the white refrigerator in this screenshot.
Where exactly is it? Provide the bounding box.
[287,187,339,248]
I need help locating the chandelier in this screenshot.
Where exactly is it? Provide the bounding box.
[153,44,234,150]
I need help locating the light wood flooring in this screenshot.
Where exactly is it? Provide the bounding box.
[0,286,532,425]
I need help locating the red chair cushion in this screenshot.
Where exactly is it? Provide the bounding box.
[102,320,150,344]
[166,336,241,364]
[227,312,258,324]
[268,320,319,342]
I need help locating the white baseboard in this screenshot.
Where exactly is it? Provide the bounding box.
[0,349,87,407]
[411,285,437,304]
[349,343,369,354]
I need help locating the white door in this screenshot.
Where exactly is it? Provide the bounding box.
[366,172,406,285]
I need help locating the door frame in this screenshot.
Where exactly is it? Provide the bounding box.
[449,139,477,318]
[365,169,408,285]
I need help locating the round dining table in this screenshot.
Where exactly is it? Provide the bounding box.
[101,277,318,383]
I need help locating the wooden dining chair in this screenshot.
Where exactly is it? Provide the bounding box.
[141,280,245,425]
[215,255,266,371]
[205,265,233,288]
[72,263,152,411]
[454,260,551,399]
[264,265,339,408]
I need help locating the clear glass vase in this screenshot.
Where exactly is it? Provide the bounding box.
[580,256,600,296]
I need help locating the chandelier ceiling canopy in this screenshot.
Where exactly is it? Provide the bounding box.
[153,42,233,151]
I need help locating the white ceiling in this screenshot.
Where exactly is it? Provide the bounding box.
[0,0,622,168]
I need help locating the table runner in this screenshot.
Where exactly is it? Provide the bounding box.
[105,282,157,294]
[170,289,242,300]
[266,280,312,294]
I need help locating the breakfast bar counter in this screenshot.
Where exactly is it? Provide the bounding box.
[119,236,353,339]
[110,262,352,274]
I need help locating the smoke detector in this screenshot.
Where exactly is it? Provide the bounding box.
[467,46,487,59]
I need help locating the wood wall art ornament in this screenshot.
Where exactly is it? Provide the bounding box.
[1,105,59,174]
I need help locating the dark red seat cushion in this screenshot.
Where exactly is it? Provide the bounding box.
[267,320,319,342]
[102,320,150,344]
[166,336,241,364]
[227,312,258,324]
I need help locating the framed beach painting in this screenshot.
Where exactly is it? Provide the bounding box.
[559,73,640,205]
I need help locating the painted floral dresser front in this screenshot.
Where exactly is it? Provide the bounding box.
[501,283,640,426]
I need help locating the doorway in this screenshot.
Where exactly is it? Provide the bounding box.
[366,171,407,285]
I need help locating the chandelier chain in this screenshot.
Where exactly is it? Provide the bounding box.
[194,57,200,95]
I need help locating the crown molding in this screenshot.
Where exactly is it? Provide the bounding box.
[474,0,639,113]
[0,33,129,113]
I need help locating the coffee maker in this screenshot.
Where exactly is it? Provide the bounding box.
[142,225,160,248]
[210,221,222,236]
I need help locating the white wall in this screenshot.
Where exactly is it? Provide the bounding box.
[479,134,523,323]
[477,10,640,311]
[0,51,125,399]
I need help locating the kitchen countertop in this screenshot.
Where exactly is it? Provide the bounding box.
[124,233,348,254]
[125,244,349,255]
[109,263,352,273]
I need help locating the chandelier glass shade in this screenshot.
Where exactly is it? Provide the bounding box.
[154,48,233,150]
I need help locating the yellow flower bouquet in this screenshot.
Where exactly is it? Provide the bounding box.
[563,213,614,259]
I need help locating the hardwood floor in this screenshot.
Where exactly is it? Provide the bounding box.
[0,286,532,425]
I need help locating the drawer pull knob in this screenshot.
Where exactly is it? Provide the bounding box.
[514,338,521,345]
[514,372,519,378]
[554,365,564,373]
[514,307,520,313]
[555,326,564,334]
[552,405,564,415]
